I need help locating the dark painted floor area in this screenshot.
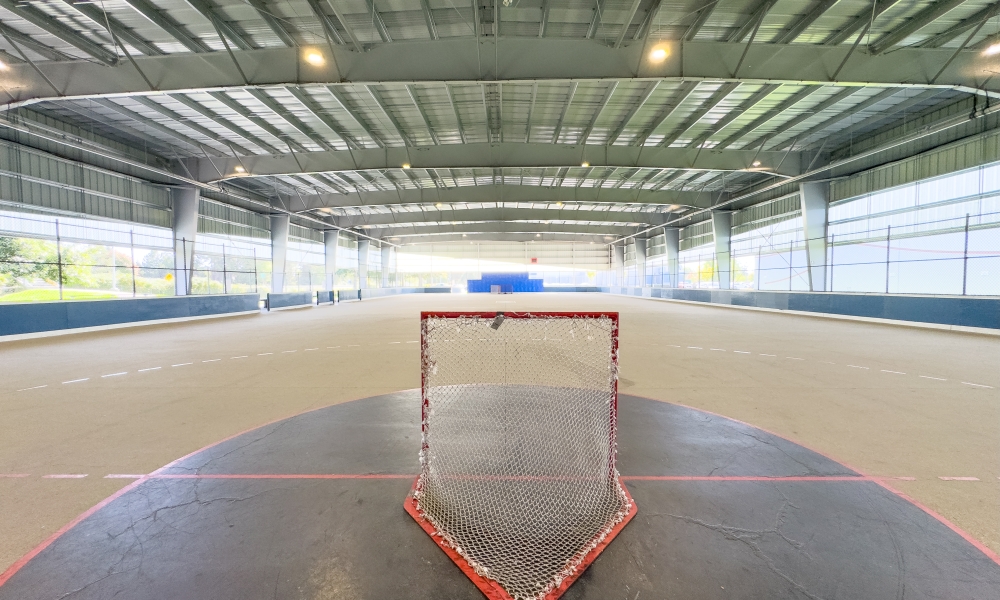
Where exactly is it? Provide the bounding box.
[2,392,998,599]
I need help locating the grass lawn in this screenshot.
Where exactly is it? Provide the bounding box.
[0,289,118,303]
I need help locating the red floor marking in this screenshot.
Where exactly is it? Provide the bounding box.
[41,474,87,479]
[622,476,875,482]
[0,474,30,478]
[151,473,414,480]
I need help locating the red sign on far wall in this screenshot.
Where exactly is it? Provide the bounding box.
[530,257,538,264]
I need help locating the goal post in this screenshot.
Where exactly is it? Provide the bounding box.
[405,311,636,600]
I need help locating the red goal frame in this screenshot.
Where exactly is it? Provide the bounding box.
[404,311,636,600]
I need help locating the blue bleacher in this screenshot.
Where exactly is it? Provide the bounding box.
[467,272,544,293]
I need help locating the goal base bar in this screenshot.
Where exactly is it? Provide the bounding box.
[404,477,638,600]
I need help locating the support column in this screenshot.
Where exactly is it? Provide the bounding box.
[664,228,680,288]
[799,181,829,292]
[171,187,199,296]
[324,230,339,290]
[634,238,647,287]
[358,239,370,289]
[270,215,289,294]
[381,245,392,288]
[711,211,732,290]
[611,243,624,287]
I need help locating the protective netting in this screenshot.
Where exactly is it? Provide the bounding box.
[413,313,633,600]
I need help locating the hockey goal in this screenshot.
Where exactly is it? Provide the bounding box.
[405,311,636,600]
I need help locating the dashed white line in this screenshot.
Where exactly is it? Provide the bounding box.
[760,354,776,357]
[0,474,30,478]
[389,342,401,344]
[406,341,418,344]
[203,359,221,363]
[710,348,725,352]
[258,353,273,356]
[667,344,681,348]
[101,372,127,378]
[881,370,906,375]
[138,367,161,372]
[786,357,804,361]
[733,351,750,354]
[939,476,979,481]
[847,365,869,370]
[962,382,994,389]
[920,376,947,381]
[281,350,296,354]
[687,346,702,350]
[327,346,340,349]
[171,363,192,367]
[104,474,145,479]
[17,385,47,392]
[230,356,247,360]
[43,474,87,479]
[62,378,89,384]
[305,348,319,351]
[348,345,360,347]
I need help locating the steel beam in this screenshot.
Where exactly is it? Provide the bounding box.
[773,0,840,44]
[659,82,741,148]
[579,81,618,144]
[187,0,257,51]
[334,207,672,227]
[354,221,641,237]
[420,0,439,40]
[870,0,967,55]
[304,0,346,45]
[56,0,162,57]
[539,0,551,37]
[0,0,118,65]
[0,23,72,61]
[713,86,821,150]
[766,88,898,150]
[93,98,226,157]
[824,0,900,45]
[323,0,363,52]
[390,232,614,243]
[285,86,362,149]
[168,93,281,154]
[326,86,385,147]
[745,87,856,150]
[207,91,309,152]
[180,143,802,182]
[122,0,210,53]
[686,84,780,149]
[366,86,412,145]
[244,88,336,150]
[919,2,1000,48]
[685,1,718,41]
[607,81,658,145]
[728,0,777,43]
[246,0,298,47]
[364,0,393,43]
[615,0,644,48]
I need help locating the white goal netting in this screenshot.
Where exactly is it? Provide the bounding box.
[411,312,633,600]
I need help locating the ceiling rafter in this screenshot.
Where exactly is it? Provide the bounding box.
[659,82,741,148]
[406,85,439,145]
[919,2,1000,48]
[0,0,118,65]
[579,81,618,144]
[552,81,579,143]
[121,0,210,53]
[870,0,968,55]
[685,1,719,41]
[304,0,346,45]
[713,86,822,150]
[444,84,467,144]
[207,91,309,152]
[129,96,255,155]
[187,0,258,51]
[824,0,900,45]
[773,0,840,44]
[607,82,658,145]
[322,0,363,51]
[366,85,413,146]
[587,0,605,39]
[633,81,699,146]
[327,86,386,147]
[728,0,777,43]
[614,0,644,48]
[55,0,162,57]
[686,84,781,149]
[0,23,72,61]
[823,88,943,145]
[770,88,900,150]
[420,0,439,39]
[745,87,856,150]
[168,93,281,154]
[634,0,664,41]
[246,0,297,47]
[364,0,392,43]
[539,0,551,37]
[244,89,339,151]
[285,86,363,150]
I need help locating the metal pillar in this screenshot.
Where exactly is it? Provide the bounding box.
[711,211,732,290]
[358,239,370,289]
[324,230,340,290]
[664,228,679,288]
[799,181,829,292]
[171,187,199,296]
[381,245,392,288]
[634,238,647,287]
[611,243,625,288]
[270,214,289,294]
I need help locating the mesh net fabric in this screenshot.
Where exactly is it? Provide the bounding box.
[414,314,632,600]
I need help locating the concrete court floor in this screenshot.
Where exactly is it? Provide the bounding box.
[0,292,998,579]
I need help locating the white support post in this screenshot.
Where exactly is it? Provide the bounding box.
[171,187,199,296]
[799,181,829,292]
[358,239,370,289]
[270,215,289,294]
[711,211,732,290]
[611,243,625,288]
[664,228,680,288]
[324,230,339,290]
[381,245,392,288]
[634,237,647,287]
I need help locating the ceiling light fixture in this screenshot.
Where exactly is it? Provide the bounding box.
[435,202,442,208]
[0,60,8,71]
[649,47,668,63]
[555,201,563,207]
[581,161,590,168]
[234,165,246,173]
[536,233,541,237]
[304,50,325,66]
[983,43,1000,56]
[752,160,762,167]
[402,163,411,169]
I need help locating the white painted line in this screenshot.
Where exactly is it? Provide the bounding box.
[104,474,145,479]
[920,376,947,381]
[43,474,87,479]
[786,357,804,361]
[230,356,247,360]
[710,348,725,351]
[0,474,30,478]
[760,354,776,357]
[281,350,296,353]
[305,348,319,351]
[962,382,994,389]
[939,476,979,481]
[348,344,360,347]
[101,372,127,378]
[687,346,702,350]
[137,367,161,372]
[820,361,836,364]
[406,341,418,343]
[667,344,681,348]
[258,353,273,356]
[17,385,47,391]
[733,351,750,354]
[887,477,916,481]
[328,346,340,349]
[389,342,401,344]
[171,363,192,367]
[847,365,869,369]
[881,370,906,375]
[62,378,89,384]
